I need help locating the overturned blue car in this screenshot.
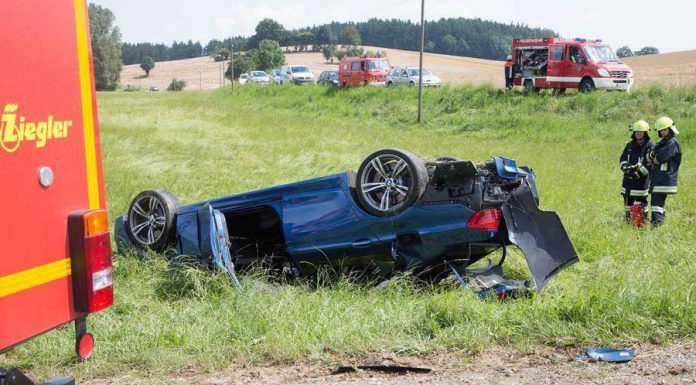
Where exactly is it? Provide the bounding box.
[117,149,578,290]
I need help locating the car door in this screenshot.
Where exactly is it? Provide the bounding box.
[282,187,384,263]
[349,61,360,85]
[547,44,564,88]
[400,69,410,85]
[565,45,587,88]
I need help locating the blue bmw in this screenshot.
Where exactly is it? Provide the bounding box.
[118,149,578,290]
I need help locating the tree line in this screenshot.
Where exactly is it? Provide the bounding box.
[120,17,559,66]
[616,46,660,58]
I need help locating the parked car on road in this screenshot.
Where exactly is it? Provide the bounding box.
[278,65,315,84]
[248,70,271,84]
[339,57,390,87]
[271,68,282,83]
[318,70,339,86]
[387,67,442,87]
[239,73,249,84]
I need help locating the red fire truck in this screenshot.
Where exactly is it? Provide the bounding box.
[1,0,114,383]
[511,37,634,93]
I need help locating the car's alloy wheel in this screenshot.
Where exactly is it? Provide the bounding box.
[356,149,428,217]
[126,190,180,251]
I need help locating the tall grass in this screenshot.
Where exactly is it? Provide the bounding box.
[2,85,694,382]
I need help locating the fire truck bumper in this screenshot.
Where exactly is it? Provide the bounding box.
[593,77,634,91]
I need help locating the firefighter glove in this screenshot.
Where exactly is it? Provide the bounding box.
[647,150,656,163]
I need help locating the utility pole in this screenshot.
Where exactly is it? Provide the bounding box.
[417,0,425,123]
[230,44,234,91]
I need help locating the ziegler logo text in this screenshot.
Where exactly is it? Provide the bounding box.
[1,103,72,153]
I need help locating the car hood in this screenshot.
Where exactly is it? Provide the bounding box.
[411,75,442,83]
[598,63,632,72]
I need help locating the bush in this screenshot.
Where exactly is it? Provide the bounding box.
[167,78,186,92]
[344,45,364,58]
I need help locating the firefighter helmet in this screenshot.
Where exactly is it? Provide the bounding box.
[629,120,650,132]
[654,116,679,135]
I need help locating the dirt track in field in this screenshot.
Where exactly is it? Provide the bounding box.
[86,342,695,385]
[119,46,696,91]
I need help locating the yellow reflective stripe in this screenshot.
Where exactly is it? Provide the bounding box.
[660,163,668,171]
[652,186,677,193]
[74,0,100,210]
[0,259,72,298]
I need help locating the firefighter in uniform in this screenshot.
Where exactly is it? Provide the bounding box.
[648,117,681,226]
[504,55,514,89]
[620,120,654,221]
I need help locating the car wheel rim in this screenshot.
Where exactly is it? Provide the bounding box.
[360,155,412,212]
[129,196,166,246]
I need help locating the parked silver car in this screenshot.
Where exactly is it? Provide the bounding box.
[278,65,315,85]
[271,69,283,84]
[248,70,271,84]
[386,67,442,87]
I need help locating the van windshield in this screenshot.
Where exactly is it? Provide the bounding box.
[583,45,619,63]
[291,66,311,73]
[367,60,389,70]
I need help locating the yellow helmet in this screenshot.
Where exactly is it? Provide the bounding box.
[654,116,679,135]
[629,120,650,132]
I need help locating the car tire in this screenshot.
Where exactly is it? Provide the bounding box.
[409,81,415,87]
[355,149,428,217]
[579,78,595,93]
[387,81,393,87]
[126,190,180,251]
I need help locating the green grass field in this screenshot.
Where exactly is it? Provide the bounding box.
[2,85,695,382]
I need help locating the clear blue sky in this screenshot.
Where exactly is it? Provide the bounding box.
[92,0,695,53]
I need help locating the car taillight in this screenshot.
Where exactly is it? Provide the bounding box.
[467,208,502,230]
[69,210,114,313]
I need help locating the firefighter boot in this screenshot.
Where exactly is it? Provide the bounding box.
[652,208,665,227]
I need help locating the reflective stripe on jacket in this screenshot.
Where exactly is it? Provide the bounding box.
[650,134,681,194]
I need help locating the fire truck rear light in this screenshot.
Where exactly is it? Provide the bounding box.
[84,210,109,237]
[92,267,113,292]
[69,210,114,314]
[467,208,502,230]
